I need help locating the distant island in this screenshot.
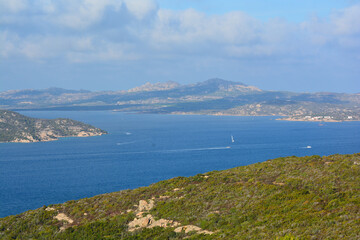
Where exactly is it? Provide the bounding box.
[0,110,107,143]
[0,153,359,239]
[1,78,359,122]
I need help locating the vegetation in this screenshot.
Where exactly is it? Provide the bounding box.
[0,153,359,239]
[0,110,107,142]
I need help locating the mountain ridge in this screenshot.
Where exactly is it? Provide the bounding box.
[1,78,359,121]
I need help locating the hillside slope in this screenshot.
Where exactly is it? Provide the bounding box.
[0,110,107,143]
[1,153,359,239]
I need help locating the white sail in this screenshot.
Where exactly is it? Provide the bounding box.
[231,135,234,143]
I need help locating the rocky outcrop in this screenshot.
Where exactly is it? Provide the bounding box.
[138,199,154,211]
[174,225,213,235]
[54,213,73,224]
[128,213,180,232]
[127,198,213,235]
[0,110,107,143]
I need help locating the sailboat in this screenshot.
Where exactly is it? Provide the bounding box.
[231,135,235,143]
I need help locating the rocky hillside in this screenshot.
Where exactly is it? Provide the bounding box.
[0,153,359,239]
[0,110,107,143]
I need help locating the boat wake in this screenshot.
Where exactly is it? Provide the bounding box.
[159,146,231,153]
[301,146,312,149]
[116,141,137,146]
[114,146,231,155]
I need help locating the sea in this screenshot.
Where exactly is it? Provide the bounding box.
[1,111,359,218]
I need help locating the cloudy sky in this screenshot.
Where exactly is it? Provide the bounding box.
[1,0,359,92]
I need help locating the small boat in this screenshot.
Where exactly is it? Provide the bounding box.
[231,135,235,143]
[306,146,312,149]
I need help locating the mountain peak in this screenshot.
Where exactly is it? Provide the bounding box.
[202,78,247,86]
[128,81,180,92]
[193,78,261,93]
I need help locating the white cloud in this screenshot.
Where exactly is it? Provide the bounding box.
[55,0,123,29]
[35,0,56,14]
[300,4,360,50]
[19,36,73,59]
[146,9,301,58]
[332,4,360,35]
[0,32,139,62]
[146,8,263,55]
[51,0,157,29]
[0,1,359,63]
[0,32,18,57]
[67,43,140,62]
[0,0,27,13]
[124,0,157,20]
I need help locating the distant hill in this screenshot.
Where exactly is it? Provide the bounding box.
[0,110,107,143]
[1,78,359,121]
[0,153,359,239]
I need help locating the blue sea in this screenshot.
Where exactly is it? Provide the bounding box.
[1,111,359,218]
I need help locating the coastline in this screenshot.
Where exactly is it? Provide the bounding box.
[166,111,360,122]
[168,111,280,117]
[0,132,106,143]
[275,117,359,122]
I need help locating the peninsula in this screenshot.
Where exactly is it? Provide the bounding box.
[0,110,107,143]
[0,153,359,239]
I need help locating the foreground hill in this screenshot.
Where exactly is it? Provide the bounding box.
[1,153,359,239]
[1,78,359,121]
[0,110,107,143]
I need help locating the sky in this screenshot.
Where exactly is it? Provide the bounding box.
[1,0,360,93]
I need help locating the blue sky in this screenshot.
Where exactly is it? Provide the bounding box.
[1,0,360,92]
[158,0,352,22]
